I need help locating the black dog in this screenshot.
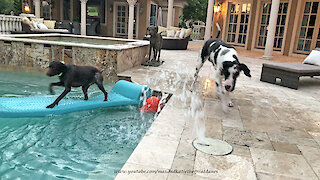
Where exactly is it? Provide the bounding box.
[147,26,163,62]
[46,61,108,108]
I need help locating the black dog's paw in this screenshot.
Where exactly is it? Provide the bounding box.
[49,88,55,95]
[46,103,56,108]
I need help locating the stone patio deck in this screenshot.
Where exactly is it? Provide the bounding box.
[115,41,320,180]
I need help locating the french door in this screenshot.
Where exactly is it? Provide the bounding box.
[256,1,289,51]
[296,0,320,53]
[226,3,251,46]
[114,3,139,38]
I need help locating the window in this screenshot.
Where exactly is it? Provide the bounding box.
[226,3,251,46]
[257,2,288,51]
[88,6,99,17]
[42,3,51,20]
[116,5,127,35]
[296,1,320,53]
[115,3,139,37]
[101,0,106,24]
[63,0,70,21]
[150,4,157,26]
[317,27,320,47]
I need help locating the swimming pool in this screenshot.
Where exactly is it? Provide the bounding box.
[0,70,154,179]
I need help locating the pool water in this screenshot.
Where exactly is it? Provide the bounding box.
[0,70,154,179]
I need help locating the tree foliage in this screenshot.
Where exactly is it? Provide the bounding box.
[182,0,208,22]
[0,0,14,14]
[13,0,22,15]
[0,0,21,15]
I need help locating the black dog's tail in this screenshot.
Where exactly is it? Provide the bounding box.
[216,23,221,38]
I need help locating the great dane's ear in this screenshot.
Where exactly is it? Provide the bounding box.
[239,63,251,77]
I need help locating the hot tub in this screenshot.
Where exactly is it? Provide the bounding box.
[0,34,149,81]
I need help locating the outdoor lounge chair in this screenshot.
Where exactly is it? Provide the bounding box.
[260,62,320,89]
[143,36,190,50]
[161,36,190,50]
[19,19,70,34]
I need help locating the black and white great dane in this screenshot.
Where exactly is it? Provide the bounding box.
[191,38,251,107]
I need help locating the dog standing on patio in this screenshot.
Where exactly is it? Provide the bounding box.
[191,38,251,107]
[146,26,163,62]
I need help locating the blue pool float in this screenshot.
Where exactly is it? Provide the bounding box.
[0,80,149,118]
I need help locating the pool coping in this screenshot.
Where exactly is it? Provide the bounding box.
[0,34,149,50]
[114,74,188,180]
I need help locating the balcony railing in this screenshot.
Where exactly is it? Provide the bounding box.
[0,15,22,34]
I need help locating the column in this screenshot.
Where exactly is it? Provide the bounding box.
[204,0,214,40]
[34,0,41,18]
[70,0,74,21]
[127,0,137,39]
[167,0,174,27]
[0,16,3,34]
[262,0,280,59]
[80,0,88,35]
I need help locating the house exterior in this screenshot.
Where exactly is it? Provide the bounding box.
[22,0,187,39]
[212,0,320,57]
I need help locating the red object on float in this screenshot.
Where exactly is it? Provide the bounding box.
[139,96,161,113]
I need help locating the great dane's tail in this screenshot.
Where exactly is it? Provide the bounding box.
[216,23,221,38]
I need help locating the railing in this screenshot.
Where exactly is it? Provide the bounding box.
[0,15,22,34]
[191,21,205,40]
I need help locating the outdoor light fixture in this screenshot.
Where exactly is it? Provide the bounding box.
[109,5,113,12]
[24,3,30,13]
[214,4,221,13]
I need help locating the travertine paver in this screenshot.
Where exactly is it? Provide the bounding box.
[126,135,179,169]
[298,145,320,178]
[223,127,274,150]
[194,151,256,179]
[256,173,302,180]
[271,141,301,155]
[116,41,320,180]
[251,148,318,179]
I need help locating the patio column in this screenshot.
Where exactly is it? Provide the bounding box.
[80,0,88,36]
[204,0,214,40]
[262,0,280,59]
[127,0,137,39]
[34,0,41,18]
[167,0,174,27]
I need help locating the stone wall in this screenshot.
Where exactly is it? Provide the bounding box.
[0,40,148,81]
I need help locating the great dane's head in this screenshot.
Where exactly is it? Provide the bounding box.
[146,26,158,36]
[221,54,251,92]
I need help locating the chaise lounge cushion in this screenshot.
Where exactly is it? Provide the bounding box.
[303,49,320,66]
[43,20,56,29]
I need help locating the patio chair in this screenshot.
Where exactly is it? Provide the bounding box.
[260,49,320,89]
[87,21,99,36]
[55,21,73,33]
[72,22,80,35]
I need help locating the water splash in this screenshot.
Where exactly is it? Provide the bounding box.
[190,92,206,145]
